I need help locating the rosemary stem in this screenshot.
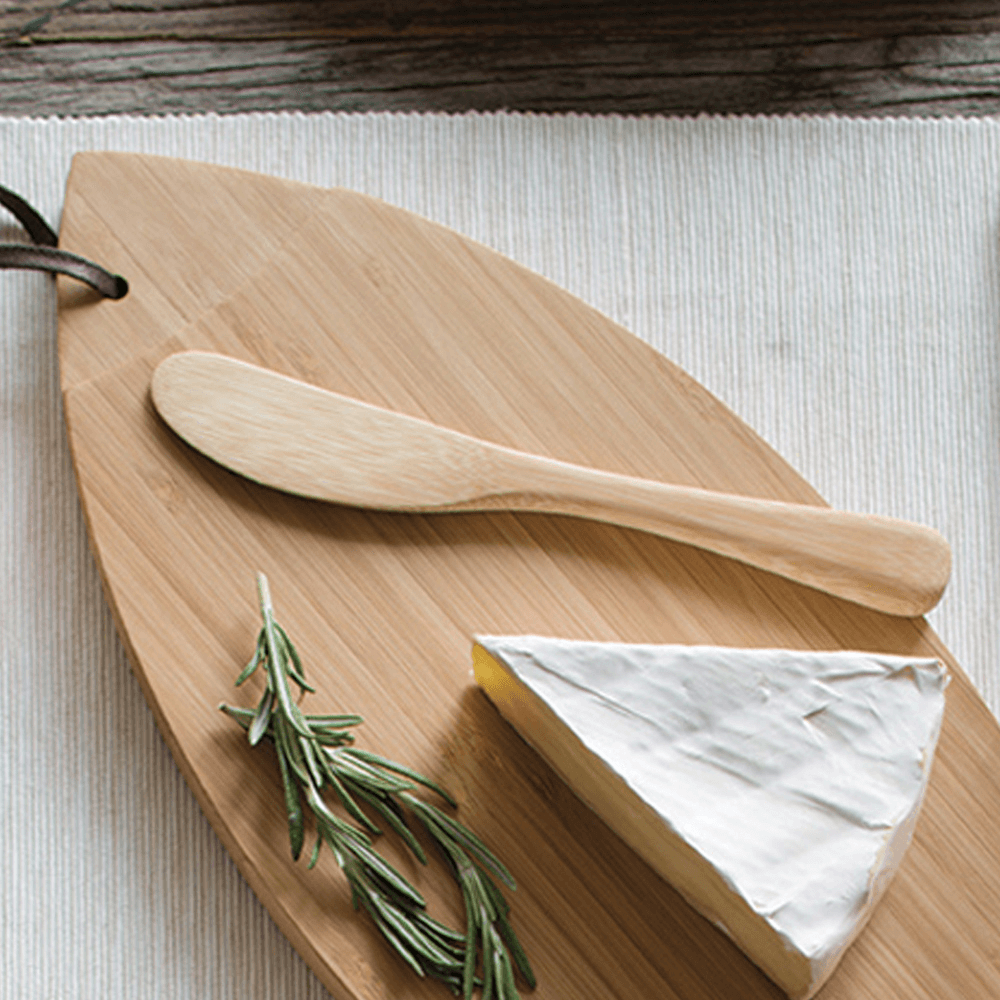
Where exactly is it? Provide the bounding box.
[256,571,273,618]
[224,573,534,997]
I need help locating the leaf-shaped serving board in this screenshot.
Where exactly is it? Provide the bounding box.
[58,152,1000,1000]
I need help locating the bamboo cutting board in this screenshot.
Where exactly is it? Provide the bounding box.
[57,152,1000,1000]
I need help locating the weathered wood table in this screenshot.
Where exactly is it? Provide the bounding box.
[2,1,1000,117]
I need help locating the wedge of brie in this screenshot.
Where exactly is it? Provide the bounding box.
[473,636,948,999]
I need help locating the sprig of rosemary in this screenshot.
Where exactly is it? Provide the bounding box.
[220,573,535,999]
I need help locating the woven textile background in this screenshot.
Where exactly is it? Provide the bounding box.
[2,112,998,997]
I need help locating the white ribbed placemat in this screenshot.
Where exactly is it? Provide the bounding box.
[2,112,998,997]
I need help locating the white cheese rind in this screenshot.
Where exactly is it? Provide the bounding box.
[473,636,947,999]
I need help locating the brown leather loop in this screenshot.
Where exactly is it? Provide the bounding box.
[0,243,129,299]
[0,185,59,246]
[0,182,128,299]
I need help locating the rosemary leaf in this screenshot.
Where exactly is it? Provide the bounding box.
[276,622,315,693]
[319,823,347,868]
[257,576,312,739]
[322,761,382,836]
[357,895,427,978]
[248,687,274,747]
[412,908,468,951]
[330,749,416,792]
[353,840,427,909]
[307,832,322,869]
[483,879,536,989]
[349,783,427,863]
[461,880,478,1000]
[416,799,517,891]
[406,795,516,893]
[306,782,372,848]
[274,714,311,786]
[275,739,305,860]
[306,713,364,726]
[235,632,265,686]
[298,731,327,790]
[311,729,356,747]
[219,703,255,728]
[348,872,424,973]
[492,930,518,1000]
[346,747,458,806]
[480,903,494,1000]
[370,891,455,968]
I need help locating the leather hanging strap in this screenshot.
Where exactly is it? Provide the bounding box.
[0,183,128,299]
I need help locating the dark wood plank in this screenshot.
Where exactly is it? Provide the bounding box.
[3,2,1000,42]
[4,1,1000,116]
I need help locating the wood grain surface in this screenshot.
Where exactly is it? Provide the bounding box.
[5,1,1000,117]
[57,152,1000,1000]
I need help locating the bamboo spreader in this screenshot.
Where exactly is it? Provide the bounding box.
[152,350,950,617]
